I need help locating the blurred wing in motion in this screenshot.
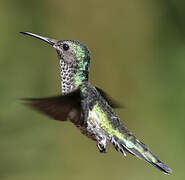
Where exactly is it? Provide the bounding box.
[21,89,82,123]
[96,87,123,108]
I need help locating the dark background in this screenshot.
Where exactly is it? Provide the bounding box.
[0,0,184,179]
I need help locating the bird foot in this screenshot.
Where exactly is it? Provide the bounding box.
[97,138,107,153]
[97,143,106,153]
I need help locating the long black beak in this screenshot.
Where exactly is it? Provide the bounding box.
[20,32,58,46]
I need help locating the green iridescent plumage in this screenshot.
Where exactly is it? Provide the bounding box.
[20,32,172,174]
[69,41,90,86]
[94,103,124,139]
[96,101,158,162]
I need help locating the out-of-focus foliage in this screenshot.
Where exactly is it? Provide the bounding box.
[0,0,184,179]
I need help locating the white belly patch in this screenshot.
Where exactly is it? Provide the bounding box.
[87,110,107,142]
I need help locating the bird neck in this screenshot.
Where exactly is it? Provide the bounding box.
[59,60,89,94]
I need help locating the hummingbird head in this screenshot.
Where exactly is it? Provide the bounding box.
[20,32,90,94]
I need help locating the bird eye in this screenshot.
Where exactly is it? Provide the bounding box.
[63,43,69,51]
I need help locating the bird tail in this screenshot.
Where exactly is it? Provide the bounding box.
[111,134,172,174]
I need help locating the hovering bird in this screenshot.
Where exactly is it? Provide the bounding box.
[20,32,172,174]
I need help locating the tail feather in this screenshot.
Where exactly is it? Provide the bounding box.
[150,161,172,174]
[111,135,172,174]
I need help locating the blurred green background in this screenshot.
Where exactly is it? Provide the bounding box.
[0,0,184,179]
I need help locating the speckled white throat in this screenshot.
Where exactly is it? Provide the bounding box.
[59,60,76,94]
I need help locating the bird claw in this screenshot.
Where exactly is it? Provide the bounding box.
[97,138,107,153]
[97,143,106,153]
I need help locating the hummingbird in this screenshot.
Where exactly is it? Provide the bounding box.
[20,32,172,174]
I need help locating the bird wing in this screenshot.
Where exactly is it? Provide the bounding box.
[95,87,123,108]
[21,89,82,123]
